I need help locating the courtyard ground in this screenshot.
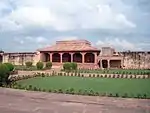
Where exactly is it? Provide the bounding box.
[0,88,150,113]
[17,76,150,98]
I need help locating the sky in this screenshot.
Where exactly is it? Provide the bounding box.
[0,0,150,52]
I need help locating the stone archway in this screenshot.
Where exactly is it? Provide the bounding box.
[73,53,82,63]
[44,53,50,62]
[84,53,95,63]
[0,55,2,63]
[52,53,60,62]
[62,53,71,62]
[102,60,108,68]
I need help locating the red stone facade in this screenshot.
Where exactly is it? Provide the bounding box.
[38,40,123,69]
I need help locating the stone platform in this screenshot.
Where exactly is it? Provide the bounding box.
[0,88,150,113]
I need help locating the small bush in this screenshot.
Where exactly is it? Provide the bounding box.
[42,89,46,92]
[28,85,33,90]
[122,93,128,98]
[4,63,14,72]
[48,89,52,92]
[25,61,33,68]
[71,62,77,70]
[115,93,119,97]
[33,87,38,91]
[45,62,52,69]
[36,62,44,70]
[63,62,71,71]
[58,89,63,93]
[143,94,147,99]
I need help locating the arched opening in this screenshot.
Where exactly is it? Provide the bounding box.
[102,60,108,68]
[52,53,60,62]
[73,53,82,63]
[84,53,95,63]
[62,53,71,62]
[98,60,101,68]
[44,53,50,62]
[0,55,3,63]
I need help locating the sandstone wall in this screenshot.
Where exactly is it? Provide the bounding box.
[121,52,150,69]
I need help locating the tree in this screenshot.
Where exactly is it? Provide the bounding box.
[4,63,14,72]
[0,63,10,86]
[45,62,52,69]
[25,61,33,68]
[36,62,44,70]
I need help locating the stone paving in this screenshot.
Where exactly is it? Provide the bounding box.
[0,88,150,113]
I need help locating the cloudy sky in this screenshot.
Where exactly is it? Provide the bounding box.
[0,0,150,52]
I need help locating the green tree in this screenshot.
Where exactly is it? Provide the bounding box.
[25,61,33,68]
[4,63,14,72]
[0,63,10,86]
[45,62,52,69]
[36,62,44,70]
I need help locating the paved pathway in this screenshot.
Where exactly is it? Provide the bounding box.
[0,88,150,113]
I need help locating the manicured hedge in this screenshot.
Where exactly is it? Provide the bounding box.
[36,62,44,70]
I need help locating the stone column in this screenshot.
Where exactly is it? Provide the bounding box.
[60,53,63,63]
[70,53,74,62]
[108,60,110,69]
[100,59,103,69]
[49,53,52,62]
[94,52,97,64]
[82,53,85,63]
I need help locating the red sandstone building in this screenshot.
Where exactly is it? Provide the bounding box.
[38,40,123,69]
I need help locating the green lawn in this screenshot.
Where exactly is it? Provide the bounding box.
[17,76,150,97]
[77,69,150,75]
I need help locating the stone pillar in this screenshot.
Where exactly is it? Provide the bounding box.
[100,59,103,69]
[49,53,52,62]
[60,53,63,63]
[70,53,74,62]
[82,53,85,63]
[94,52,97,64]
[108,60,110,69]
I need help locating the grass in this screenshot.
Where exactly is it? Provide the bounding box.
[77,69,150,75]
[17,76,150,98]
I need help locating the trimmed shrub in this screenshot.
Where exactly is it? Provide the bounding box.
[4,63,14,72]
[63,62,71,71]
[36,62,44,70]
[48,89,52,92]
[122,93,128,98]
[33,87,38,91]
[58,89,63,93]
[25,61,33,68]
[45,62,52,69]
[115,93,119,97]
[28,85,33,90]
[143,94,147,99]
[63,62,78,72]
[71,62,77,70]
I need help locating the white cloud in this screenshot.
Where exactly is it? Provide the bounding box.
[14,37,24,45]
[96,38,142,51]
[56,36,79,41]
[25,36,48,44]
[0,0,136,31]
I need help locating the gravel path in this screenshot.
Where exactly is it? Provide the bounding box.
[0,88,150,113]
